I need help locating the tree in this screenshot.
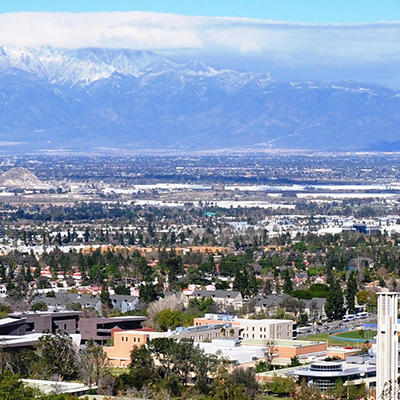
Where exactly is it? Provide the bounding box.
[357,290,377,312]
[156,309,183,331]
[282,270,293,294]
[80,341,107,387]
[0,371,37,400]
[325,278,343,320]
[255,360,269,373]
[292,383,325,400]
[267,375,296,396]
[289,356,301,367]
[127,346,156,391]
[346,271,358,313]
[31,302,48,312]
[36,332,78,381]
[213,367,259,400]
[100,284,111,311]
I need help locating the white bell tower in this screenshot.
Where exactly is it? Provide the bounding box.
[377,292,398,399]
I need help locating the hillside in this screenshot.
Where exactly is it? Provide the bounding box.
[0,46,399,152]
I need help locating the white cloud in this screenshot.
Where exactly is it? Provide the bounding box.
[0,11,400,86]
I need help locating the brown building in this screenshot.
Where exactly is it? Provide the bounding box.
[79,316,146,343]
[9,311,82,334]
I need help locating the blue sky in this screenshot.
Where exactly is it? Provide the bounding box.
[1,0,399,23]
[0,2,400,87]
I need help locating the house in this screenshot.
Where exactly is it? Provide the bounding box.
[254,294,287,314]
[31,291,139,314]
[189,290,243,310]
[254,295,326,322]
[302,298,327,321]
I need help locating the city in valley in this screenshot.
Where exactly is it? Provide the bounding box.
[0,152,397,399]
[1,1,399,399]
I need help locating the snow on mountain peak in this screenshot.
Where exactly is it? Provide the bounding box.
[0,46,174,85]
[0,45,276,91]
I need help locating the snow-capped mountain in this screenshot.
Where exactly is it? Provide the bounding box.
[0,45,399,152]
[0,46,173,84]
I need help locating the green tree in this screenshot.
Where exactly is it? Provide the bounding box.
[267,375,296,396]
[126,346,156,391]
[80,340,107,387]
[100,283,111,310]
[282,269,293,294]
[36,332,78,381]
[156,309,183,331]
[31,302,48,312]
[346,271,358,313]
[0,371,37,400]
[325,278,343,320]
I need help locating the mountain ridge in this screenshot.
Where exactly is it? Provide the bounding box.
[0,45,399,152]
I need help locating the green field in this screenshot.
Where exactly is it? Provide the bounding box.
[304,332,360,347]
[335,330,376,340]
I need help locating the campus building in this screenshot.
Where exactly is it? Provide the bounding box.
[193,314,294,340]
[104,323,239,367]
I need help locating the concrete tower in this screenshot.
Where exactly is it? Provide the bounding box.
[377,292,398,399]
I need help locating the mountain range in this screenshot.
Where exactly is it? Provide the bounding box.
[0,45,399,152]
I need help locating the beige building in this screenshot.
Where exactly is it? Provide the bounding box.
[193,314,294,341]
[104,323,239,367]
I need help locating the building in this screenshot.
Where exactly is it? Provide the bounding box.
[3,312,145,344]
[197,339,267,366]
[189,290,243,310]
[254,295,326,322]
[290,360,376,392]
[376,292,398,399]
[79,316,146,343]
[9,311,81,335]
[0,317,29,335]
[31,291,139,314]
[193,314,294,340]
[104,323,239,367]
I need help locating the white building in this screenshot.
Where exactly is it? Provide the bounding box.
[193,314,294,340]
[376,292,398,400]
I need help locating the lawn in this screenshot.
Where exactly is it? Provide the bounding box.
[303,332,361,347]
[335,330,376,341]
[107,367,128,376]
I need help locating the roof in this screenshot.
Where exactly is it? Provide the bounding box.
[242,338,323,347]
[254,294,287,307]
[0,333,81,348]
[31,291,138,309]
[22,379,94,395]
[190,290,242,299]
[0,317,25,327]
[197,340,266,364]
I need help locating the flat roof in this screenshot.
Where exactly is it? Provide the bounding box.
[22,379,94,394]
[0,317,25,326]
[242,339,326,347]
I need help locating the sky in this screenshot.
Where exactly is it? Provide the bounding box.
[1,0,400,23]
[0,2,400,87]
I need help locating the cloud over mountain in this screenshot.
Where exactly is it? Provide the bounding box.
[0,12,400,87]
